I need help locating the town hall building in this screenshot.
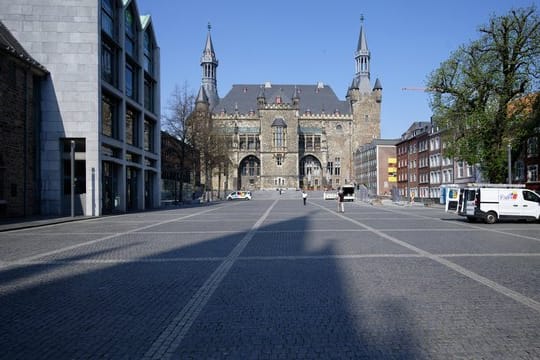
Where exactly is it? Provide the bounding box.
[200,20,382,191]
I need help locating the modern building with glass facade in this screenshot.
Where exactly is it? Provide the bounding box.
[0,0,160,216]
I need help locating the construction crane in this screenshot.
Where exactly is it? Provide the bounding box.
[401,87,428,91]
[402,87,443,92]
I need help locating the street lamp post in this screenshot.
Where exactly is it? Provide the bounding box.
[70,140,75,217]
[507,144,512,184]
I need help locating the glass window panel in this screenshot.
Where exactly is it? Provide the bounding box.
[102,95,117,138]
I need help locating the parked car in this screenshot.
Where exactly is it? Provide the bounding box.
[226,191,252,200]
[323,191,337,200]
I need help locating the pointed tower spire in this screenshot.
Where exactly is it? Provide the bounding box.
[354,15,371,93]
[200,22,219,110]
[195,85,209,112]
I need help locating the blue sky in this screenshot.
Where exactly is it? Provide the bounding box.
[137,0,537,139]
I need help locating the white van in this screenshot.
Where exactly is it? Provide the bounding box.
[457,185,540,224]
[342,184,355,202]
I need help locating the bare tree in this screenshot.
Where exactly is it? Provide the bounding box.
[162,82,195,202]
[186,97,231,201]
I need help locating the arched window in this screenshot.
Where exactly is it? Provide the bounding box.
[300,155,322,177]
[240,156,260,176]
[271,118,287,150]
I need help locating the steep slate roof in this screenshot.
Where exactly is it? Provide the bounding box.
[400,121,431,140]
[0,20,47,74]
[216,84,351,115]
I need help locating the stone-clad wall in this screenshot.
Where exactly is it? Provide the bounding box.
[0,55,37,217]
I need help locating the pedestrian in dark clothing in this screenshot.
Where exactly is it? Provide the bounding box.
[337,188,345,212]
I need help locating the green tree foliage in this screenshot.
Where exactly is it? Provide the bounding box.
[428,7,540,183]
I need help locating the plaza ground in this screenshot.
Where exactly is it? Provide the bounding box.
[0,190,539,358]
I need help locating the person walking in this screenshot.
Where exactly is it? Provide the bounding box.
[302,190,307,205]
[337,187,345,213]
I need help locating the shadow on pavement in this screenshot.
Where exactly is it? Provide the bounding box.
[0,200,421,359]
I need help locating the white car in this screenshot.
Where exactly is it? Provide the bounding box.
[323,191,337,200]
[227,191,252,200]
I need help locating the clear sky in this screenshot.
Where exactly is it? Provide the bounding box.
[136,0,537,139]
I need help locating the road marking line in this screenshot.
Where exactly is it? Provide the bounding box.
[12,252,540,266]
[0,206,225,271]
[313,202,540,313]
[371,205,540,242]
[143,198,279,360]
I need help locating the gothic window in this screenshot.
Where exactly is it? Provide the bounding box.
[314,136,321,151]
[248,135,259,150]
[276,155,283,166]
[239,135,246,150]
[299,135,305,151]
[300,156,321,177]
[305,136,313,151]
[334,157,341,176]
[326,162,333,176]
[271,118,287,150]
[273,126,285,149]
[240,156,260,176]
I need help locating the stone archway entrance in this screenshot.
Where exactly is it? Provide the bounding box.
[238,155,260,190]
[299,155,323,190]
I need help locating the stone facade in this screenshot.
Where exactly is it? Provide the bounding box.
[0,20,47,217]
[201,21,382,192]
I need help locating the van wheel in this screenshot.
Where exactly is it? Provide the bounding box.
[485,211,497,224]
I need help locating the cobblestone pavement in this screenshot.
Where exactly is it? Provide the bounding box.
[0,193,539,359]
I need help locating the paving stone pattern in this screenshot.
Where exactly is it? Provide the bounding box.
[0,194,539,359]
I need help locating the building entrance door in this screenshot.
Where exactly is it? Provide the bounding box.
[102,161,118,214]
